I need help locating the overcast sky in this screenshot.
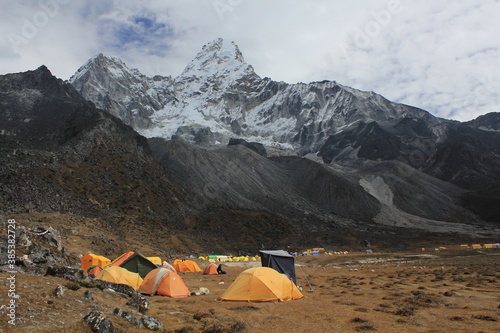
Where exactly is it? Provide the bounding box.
[1,0,499,121]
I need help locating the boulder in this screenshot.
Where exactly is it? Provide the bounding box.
[84,290,95,301]
[53,285,64,298]
[126,292,149,314]
[140,315,163,331]
[83,311,116,333]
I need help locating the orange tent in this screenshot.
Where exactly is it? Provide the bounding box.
[94,266,143,290]
[81,254,111,271]
[139,268,190,298]
[173,259,201,272]
[219,267,304,302]
[203,263,219,275]
[108,251,135,266]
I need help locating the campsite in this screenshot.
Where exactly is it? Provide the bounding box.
[1,251,499,332]
[0,214,499,332]
[1,250,500,331]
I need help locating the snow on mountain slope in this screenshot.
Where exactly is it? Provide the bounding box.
[69,53,175,129]
[70,38,440,155]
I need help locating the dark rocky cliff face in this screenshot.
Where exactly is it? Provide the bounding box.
[0,66,185,218]
[148,138,381,223]
[317,117,500,191]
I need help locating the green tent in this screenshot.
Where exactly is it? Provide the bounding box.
[118,252,157,278]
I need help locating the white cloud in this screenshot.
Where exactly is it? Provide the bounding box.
[0,0,498,121]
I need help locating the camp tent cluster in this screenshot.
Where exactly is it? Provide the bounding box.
[84,249,305,302]
[88,252,193,298]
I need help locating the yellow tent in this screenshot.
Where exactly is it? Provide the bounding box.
[219,267,304,302]
[81,253,111,271]
[94,266,143,290]
[147,257,162,266]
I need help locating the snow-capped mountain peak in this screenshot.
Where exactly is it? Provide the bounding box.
[69,53,174,129]
[179,38,256,79]
[69,53,133,83]
[70,38,436,155]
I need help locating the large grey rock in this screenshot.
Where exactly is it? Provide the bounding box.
[84,290,95,301]
[53,284,64,298]
[140,315,163,331]
[83,311,116,333]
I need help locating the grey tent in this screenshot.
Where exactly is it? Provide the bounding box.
[260,250,296,284]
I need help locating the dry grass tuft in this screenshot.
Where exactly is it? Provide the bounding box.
[393,304,415,317]
[355,324,378,331]
[403,292,443,308]
[354,307,369,312]
[228,306,260,312]
[472,315,497,322]
[351,317,368,323]
[169,326,198,333]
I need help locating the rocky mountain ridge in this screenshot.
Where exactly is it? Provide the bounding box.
[1,49,499,252]
[70,38,439,154]
[70,38,500,192]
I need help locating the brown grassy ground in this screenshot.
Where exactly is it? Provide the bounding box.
[1,250,499,333]
[1,213,499,332]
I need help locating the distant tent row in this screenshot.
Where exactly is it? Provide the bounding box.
[84,251,205,280]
